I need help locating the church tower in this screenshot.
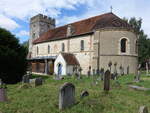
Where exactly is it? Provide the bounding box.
[29,14,55,53]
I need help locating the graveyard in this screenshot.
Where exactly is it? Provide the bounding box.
[0,73,150,113]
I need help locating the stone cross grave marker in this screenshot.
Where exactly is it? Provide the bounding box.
[104,70,111,91]
[59,82,75,110]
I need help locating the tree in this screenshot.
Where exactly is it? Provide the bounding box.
[0,28,27,84]
[123,17,150,65]
[22,40,29,50]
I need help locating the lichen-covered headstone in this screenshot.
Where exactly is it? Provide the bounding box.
[104,70,111,91]
[59,83,75,110]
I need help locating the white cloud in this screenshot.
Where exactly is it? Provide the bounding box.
[16,30,29,37]
[0,14,20,30]
[0,0,150,38]
[0,0,88,19]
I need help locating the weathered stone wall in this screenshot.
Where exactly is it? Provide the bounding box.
[32,28,138,75]
[32,34,94,74]
[92,29,138,74]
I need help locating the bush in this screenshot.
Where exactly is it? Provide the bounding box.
[0,28,27,84]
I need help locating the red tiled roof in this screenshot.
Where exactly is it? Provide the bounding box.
[33,12,132,44]
[61,53,79,65]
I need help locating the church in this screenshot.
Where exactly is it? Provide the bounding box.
[27,12,138,76]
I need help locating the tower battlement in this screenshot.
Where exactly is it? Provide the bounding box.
[30,14,55,26]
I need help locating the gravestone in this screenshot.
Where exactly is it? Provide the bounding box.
[100,68,104,81]
[22,75,30,83]
[87,66,91,77]
[80,90,89,99]
[146,62,149,75]
[59,82,75,110]
[127,66,129,75]
[112,73,117,80]
[0,88,7,102]
[29,78,43,87]
[119,66,124,76]
[139,106,148,113]
[135,64,141,82]
[29,78,36,83]
[113,72,118,80]
[35,77,43,86]
[104,70,111,91]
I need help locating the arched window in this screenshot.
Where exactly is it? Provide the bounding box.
[120,38,127,53]
[81,40,84,51]
[37,46,39,55]
[48,45,50,54]
[62,43,65,52]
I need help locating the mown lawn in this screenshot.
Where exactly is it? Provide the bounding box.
[0,74,150,113]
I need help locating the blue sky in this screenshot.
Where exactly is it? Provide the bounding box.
[0,0,149,43]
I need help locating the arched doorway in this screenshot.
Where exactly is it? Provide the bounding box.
[58,63,62,75]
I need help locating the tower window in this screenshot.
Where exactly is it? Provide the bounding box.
[62,43,65,52]
[48,45,50,54]
[81,40,84,51]
[120,38,127,53]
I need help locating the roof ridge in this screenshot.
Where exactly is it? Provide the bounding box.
[48,12,113,31]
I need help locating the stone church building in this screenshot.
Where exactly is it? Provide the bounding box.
[28,12,138,76]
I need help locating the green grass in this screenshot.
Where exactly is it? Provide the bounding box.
[0,74,150,113]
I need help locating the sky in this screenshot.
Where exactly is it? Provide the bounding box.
[0,0,149,43]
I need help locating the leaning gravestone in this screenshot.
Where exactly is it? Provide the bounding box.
[104,70,111,91]
[139,106,148,113]
[59,82,75,110]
